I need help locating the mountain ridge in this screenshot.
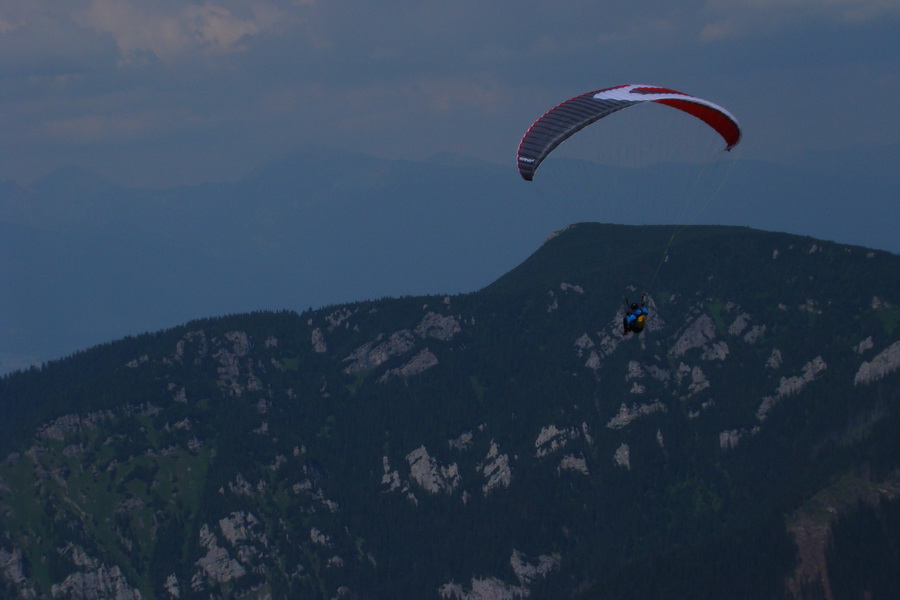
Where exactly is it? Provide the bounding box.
[2,223,899,599]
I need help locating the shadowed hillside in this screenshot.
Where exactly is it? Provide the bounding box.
[1,223,899,599]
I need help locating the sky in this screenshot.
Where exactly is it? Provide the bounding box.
[1,0,899,188]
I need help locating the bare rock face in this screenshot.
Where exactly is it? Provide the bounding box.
[406,446,460,495]
[614,444,631,470]
[534,425,580,458]
[171,330,208,365]
[37,409,116,442]
[670,314,717,358]
[606,401,667,429]
[0,547,29,592]
[338,310,460,380]
[438,549,559,600]
[510,550,560,585]
[757,356,827,421]
[449,431,474,451]
[720,429,743,450]
[676,363,710,398]
[378,348,439,382]
[50,545,144,600]
[311,327,327,353]
[415,312,461,341]
[558,454,589,476]
[192,524,247,591]
[381,456,404,492]
[218,511,265,548]
[343,331,416,374]
[326,307,356,331]
[478,441,512,495]
[854,340,900,385]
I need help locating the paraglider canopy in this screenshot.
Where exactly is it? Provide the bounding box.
[517,84,741,181]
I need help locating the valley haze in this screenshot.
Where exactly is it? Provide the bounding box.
[2,145,898,374]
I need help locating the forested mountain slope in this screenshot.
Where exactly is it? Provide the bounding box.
[1,223,899,599]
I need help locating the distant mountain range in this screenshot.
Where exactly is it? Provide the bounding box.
[1,223,899,599]
[2,144,897,373]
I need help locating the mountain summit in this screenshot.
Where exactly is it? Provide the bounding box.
[1,223,899,599]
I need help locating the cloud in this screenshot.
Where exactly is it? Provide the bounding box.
[0,0,897,186]
[0,10,118,77]
[0,0,310,65]
[700,0,900,40]
[76,0,306,61]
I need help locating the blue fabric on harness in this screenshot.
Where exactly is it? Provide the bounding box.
[627,308,647,322]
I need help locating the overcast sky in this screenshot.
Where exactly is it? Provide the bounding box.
[1,0,898,187]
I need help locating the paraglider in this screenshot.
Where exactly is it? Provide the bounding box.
[517,84,741,181]
[517,85,741,335]
[622,293,649,337]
